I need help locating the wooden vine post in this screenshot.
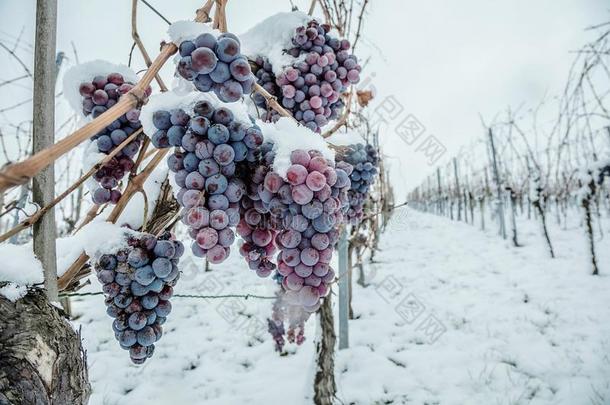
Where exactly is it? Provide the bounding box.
[453,157,462,222]
[32,0,59,302]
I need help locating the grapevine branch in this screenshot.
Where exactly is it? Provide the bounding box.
[322,87,354,138]
[359,200,408,222]
[139,0,172,25]
[308,0,317,16]
[213,0,228,32]
[0,42,33,77]
[0,129,143,243]
[130,136,151,177]
[73,204,101,233]
[196,0,215,22]
[132,0,168,92]
[252,82,295,119]
[351,0,369,52]
[58,148,169,291]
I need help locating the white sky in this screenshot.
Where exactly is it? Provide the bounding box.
[0,0,608,199]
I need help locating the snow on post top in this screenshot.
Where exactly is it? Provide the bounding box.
[167,20,219,45]
[62,60,139,119]
[140,90,253,137]
[240,11,311,76]
[258,117,335,179]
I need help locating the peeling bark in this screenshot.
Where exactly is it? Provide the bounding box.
[314,294,336,405]
[0,289,90,405]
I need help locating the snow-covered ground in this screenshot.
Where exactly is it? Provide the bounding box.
[72,208,610,405]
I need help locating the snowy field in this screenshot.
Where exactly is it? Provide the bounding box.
[72,208,610,405]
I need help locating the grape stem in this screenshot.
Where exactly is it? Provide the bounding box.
[139,189,150,233]
[252,82,297,120]
[359,200,408,222]
[130,136,151,178]
[73,203,102,234]
[196,0,215,22]
[139,145,158,162]
[322,86,354,138]
[212,0,228,32]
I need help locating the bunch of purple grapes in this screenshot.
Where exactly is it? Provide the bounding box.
[94,231,184,364]
[78,73,151,204]
[176,32,255,103]
[150,100,264,264]
[339,143,379,224]
[242,148,352,312]
[252,19,361,133]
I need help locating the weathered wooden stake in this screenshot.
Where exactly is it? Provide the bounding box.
[314,293,337,405]
[453,157,462,221]
[32,0,59,302]
[436,167,442,215]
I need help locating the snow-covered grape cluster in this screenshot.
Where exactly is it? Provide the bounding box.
[150,100,264,264]
[176,32,255,103]
[340,143,379,224]
[238,147,352,312]
[94,232,184,364]
[253,19,361,133]
[78,73,150,204]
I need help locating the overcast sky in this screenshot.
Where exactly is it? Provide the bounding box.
[0,0,608,199]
